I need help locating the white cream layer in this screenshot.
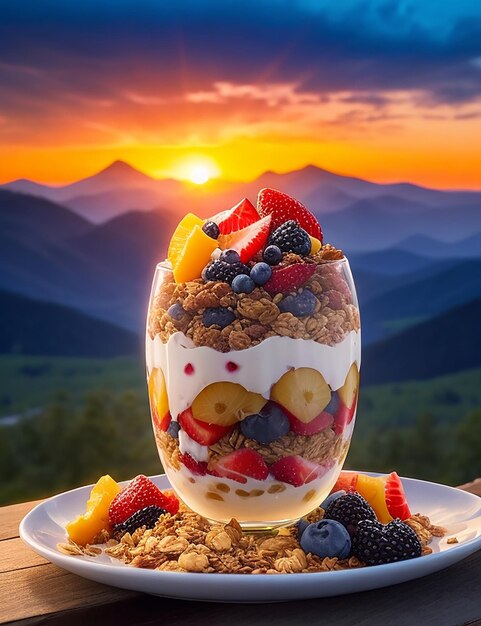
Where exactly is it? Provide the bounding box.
[146,331,360,423]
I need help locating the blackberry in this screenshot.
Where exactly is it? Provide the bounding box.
[202,221,220,239]
[352,519,422,566]
[202,260,250,284]
[324,492,377,536]
[113,505,166,537]
[269,220,311,256]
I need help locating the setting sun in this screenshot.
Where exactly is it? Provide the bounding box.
[190,165,210,185]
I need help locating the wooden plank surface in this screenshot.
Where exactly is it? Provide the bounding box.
[0,500,43,541]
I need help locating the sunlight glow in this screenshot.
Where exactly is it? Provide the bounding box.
[190,165,210,184]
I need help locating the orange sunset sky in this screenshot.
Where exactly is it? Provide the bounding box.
[1,1,480,189]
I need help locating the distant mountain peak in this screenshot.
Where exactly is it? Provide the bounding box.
[96,160,151,180]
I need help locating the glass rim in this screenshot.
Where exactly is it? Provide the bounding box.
[155,255,351,273]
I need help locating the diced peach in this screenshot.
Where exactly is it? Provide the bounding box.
[173,225,218,283]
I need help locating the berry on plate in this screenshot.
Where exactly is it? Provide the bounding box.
[263,263,316,295]
[323,492,376,536]
[320,490,347,510]
[209,448,269,483]
[218,215,271,263]
[257,188,322,240]
[108,475,179,526]
[239,401,290,444]
[178,407,232,445]
[270,455,328,487]
[269,220,311,256]
[278,289,318,317]
[210,198,260,234]
[300,519,351,559]
[113,505,166,537]
[384,471,412,521]
[352,519,422,566]
[271,367,331,424]
[191,382,266,426]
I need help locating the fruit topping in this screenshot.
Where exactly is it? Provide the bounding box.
[287,409,333,436]
[239,401,290,444]
[167,420,180,438]
[178,407,232,445]
[263,263,316,295]
[309,235,322,255]
[202,221,220,239]
[209,448,269,483]
[250,262,272,286]
[300,519,351,559]
[113,505,166,537]
[263,244,282,265]
[211,198,260,234]
[179,452,208,475]
[108,475,179,526]
[270,455,328,487]
[202,259,250,284]
[172,225,218,283]
[385,471,412,521]
[148,368,170,432]
[232,274,255,294]
[202,306,236,328]
[355,473,393,524]
[331,471,359,493]
[268,220,312,256]
[66,475,121,545]
[191,382,266,426]
[257,188,322,240]
[351,519,422,566]
[271,367,331,424]
[218,215,271,263]
[278,289,318,317]
[320,490,347,510]
[219,249,241,264]
[323,492,376,536]
[167,213,204,268]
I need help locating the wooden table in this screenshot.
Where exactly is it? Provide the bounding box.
[2,482,481,626]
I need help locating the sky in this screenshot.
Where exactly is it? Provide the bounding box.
[0,0,480,188]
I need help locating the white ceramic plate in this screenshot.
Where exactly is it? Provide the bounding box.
[20,473,481,603]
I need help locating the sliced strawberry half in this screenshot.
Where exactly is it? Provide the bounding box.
[218,215,271,263]
[257,188,322,240]
[270,455,328,487]
[209,449,268,484]
[288,410,334,436]
[384,471,411,521]
[158,411,172,432]
[178,408,232,446]
[333,403,356,435]
[331,471,359,494]
[179,452,207,476]
[210,198,260,234]
[108,474,179,525]
[263,263,316,295]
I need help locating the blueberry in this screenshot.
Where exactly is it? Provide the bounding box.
[167,302,185,321]
[263,245,282,265]
[220,249,241,264]
[320,490,346,510]
[250,262,272,286]
[324,391,340,416]
[202,307,236,329]
[297,518,310,540]
[240,401,290,444]
[232,274,255,294]
[167,420,180,439]
[279,289,317,317]
[202,221,220,239]
[300,519,351,559]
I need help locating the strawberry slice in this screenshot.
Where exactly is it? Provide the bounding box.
[108,474,179,525]
[331,471,359,493]
[178,408,232,445]
[333,403,356,435]
[218,215,271,263]
[209,449,268,484]
[263,263,316,295]
[270,455,328,487]
[179,452,207,476]
[288,410,334,436]
[211,198,260,234]
[158,411,172,432]
[257,188,322,240]
[384,471,411,521]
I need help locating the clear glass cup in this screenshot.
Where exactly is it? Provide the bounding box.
[146,258,360,530]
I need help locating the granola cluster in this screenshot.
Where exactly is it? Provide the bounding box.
[147,246,360,352]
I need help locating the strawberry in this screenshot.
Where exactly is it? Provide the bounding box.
[331,471,359,493]
[218,215,271,263]
[209,449,268,484]
[270,455,328,487]
[179,452,207,476]
[288,410,334,436]
[211,198,260,234]
[178,408,232,445]
[333,403,356,435]
[108,474,179,525]
[257,188,322,240]
[384,472,411,521]
[158,411,172,432]
[263,263,316,295]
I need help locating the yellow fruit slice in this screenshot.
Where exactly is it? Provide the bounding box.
[148,368,169,426]
[173,225,218,283]
[309,235,322,255]
[66,475,121,545]
[167,213,204,268]
[338,363,359,409]
[271,367,331,423]
[356,474,393,524]
[192,382,266,426]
